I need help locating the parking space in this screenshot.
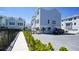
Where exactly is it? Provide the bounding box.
[32,34,79,51]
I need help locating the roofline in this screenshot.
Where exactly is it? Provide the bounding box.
[62,14,79,20]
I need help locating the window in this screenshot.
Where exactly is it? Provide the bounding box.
[37,8,39,15]
[66,22,72,30]
[9,22,15,25]
[0,19,2,22]
[31,22,33,25]
[48,20,50,24]
[66,23,71,26]
[77,16,79,19]
[48,27,51,31]
[36,19,39,23]
[72,23,73,25]
[19,18,22,20]
[18,23,23,26]
[74,17,76,20]
[52,21,56,24]
[66,19,67,21]
[6,20,8,25]
[68,18,72,21]
[74,23,76,25]
[0,16,3,19]
[37,11,39,15]
[10,17,14,20]
[62,20,63,22]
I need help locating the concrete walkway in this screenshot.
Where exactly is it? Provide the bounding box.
[12,31,28,51]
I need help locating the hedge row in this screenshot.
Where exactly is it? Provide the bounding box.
[23,31,54,51]
[23,31,68,51]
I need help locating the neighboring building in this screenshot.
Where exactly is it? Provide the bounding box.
[25,23,31,31]
[0,16,7,28]
[0,15,25,30]
[31,8,61,33]
[61,15,79,33]
[31,16,37,33]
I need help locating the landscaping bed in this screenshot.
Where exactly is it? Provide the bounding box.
[23,31,68,51]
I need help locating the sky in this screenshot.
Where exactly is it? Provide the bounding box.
[0,7,79,25]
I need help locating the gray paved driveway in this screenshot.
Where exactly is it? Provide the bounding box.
[32,34,79,51]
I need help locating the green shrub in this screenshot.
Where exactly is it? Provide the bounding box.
[34,39,48,51]
[59,46,68,51]
[23,31,54,51]
[47,42,54,51]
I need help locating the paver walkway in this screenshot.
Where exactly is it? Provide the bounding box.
[12,31,28,51]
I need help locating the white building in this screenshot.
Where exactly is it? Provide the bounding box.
[0,16,25,30]
[61,15,79,34]
[31,8,61,33]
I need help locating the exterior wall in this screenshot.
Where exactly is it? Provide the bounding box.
[7,17,17,29]
[61,15,79,33]
[31,16,37,32]
[40,8,61,33]
[7,17,25,29]
[31,8,61,34]
[17,18,25,30]
[0,16,25,30]
[0,16,7,28]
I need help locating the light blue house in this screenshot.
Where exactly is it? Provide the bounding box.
[31,8,61,33]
